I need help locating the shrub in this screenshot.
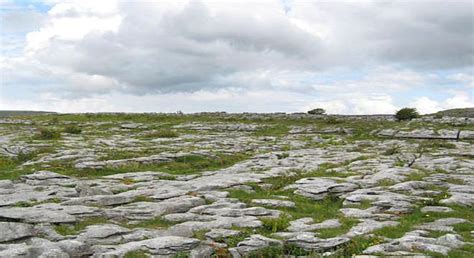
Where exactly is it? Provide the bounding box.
[63,125,82,134]
[34,128,61,140]
[395,108,420,121]
[307,108,326,115]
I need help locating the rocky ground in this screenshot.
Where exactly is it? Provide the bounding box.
[0,112,473,257]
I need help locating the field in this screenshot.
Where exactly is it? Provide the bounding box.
[0,111,473,257]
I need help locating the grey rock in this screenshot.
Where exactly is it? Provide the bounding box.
[288,218,341,232]
[421,206,454,213]
[77,224,131,245]
[62,194,136,206]
[0,222,34,243]
[363,230,464,256]
[21,171,75,186]
[229,234,282,257]
[93,236,200,256]
[106,196,205,220]
[205,229,241,240]
[346,219,399,237]
[251,199,295,208]
[287,234,350,251]
[0,207,76,223]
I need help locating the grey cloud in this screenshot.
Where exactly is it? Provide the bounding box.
[8,0,474,96]
[0,10,45,33]
[33,1,321,94]
[304,0,474,69]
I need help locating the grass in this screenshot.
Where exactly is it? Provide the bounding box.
[129,216,175,229]
[243,234,386,257]
[383,145,401,155]
[260,214,291,233]
[54,217,108,236]
[132,195,154,202]
[0,151,38,180]
[317,217,359,238]
[13,198,61,207]
[404,170,429,181]
[445,178,465,185]
[63,124,82,134]
[142,130,179,138]
[124,250,149,258]
[25,153,250,178]
[376,178,396,186]
[373,203,473,240]
[33,127,61,140]
[192,229,210,240]
[229,182,349,228]
[418,140,457,151]
[372,208,426,238]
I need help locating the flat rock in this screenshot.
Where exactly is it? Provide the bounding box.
[346,219,399,237]
[288,218,341,232]
[0,222,35,243]
[229,234,282,257]
[93,236,200,256]
[421,206,454,213]
[205,229,241,240]
[251,199,295,208]
[0,207,76,223]
[287,234,350,251]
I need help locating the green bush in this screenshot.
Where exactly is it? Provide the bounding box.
[395,108,420,121]
[63,125,82,134]
[307,108,326,115]
[34,128,61,140]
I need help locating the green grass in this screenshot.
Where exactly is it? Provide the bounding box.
[260,214,291,233]
[33,127,61,140]
[418,140,457,151]
[376,178,396,186]
[129,216,175,229]
[445,178,465,185]
[373,203,473,240]
[132,195,154,202]
[383,145,401,156]
[54,217,108,236]
[21,153,250,179]
[371,208,427,238]
[341,236,386,256]
[142,130,179,138]
[228,182,349,227]
[63,124,82,134]
[404,170,429,181]
[0,151,39,180]
[13,198,61,207]
[124,250,149,258]
[244,235,386,257]
[317,217,359,238]
[192,229,210,240]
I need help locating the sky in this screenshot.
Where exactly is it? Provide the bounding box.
[0,0,473,114]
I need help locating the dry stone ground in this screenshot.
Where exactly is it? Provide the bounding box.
[0,112,473,257]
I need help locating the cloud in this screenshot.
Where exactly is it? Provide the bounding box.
[0,0,473,113]
[410,91,474,114]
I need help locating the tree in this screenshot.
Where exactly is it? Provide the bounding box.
[308,108,326,115]
[395,108,420,121]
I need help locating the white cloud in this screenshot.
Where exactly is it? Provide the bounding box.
[410,97,441,114]
[410,91,474,114]
[1,0,473,113]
